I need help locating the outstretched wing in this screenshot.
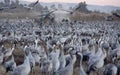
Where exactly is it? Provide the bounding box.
[32,0,39,7]
[112,12,120,18]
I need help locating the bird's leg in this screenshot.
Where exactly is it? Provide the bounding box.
[32,67,35,75]
[44,71,46,75]
[96,69,100,75]
[49,71,52,75]
[42,71,43,75]
[4,73,6,75]
[47,71,49,75]
[50,70,52,75]
[49,71,51,75]
[42,71,45,75]
[46,71,48,75]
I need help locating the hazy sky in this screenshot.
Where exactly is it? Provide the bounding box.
[22,0,120,6]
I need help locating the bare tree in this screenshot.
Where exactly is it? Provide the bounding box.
[4,0,10,6]
[10,1,16,8]
[15,0,19,6]
[44,6,48,10]
[74,1,89,13]
[50,4,56,10]
[58,4,62,9]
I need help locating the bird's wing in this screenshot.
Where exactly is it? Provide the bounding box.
[31,0,39,7]
[12,65,27,75]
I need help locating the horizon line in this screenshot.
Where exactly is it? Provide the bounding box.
[21,1,120,7]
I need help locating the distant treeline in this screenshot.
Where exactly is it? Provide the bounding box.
[0,0,47,12]
[0,0,93,13]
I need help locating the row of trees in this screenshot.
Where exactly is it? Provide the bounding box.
[49,1,90,13]
[0,0,19,7]
[0,0,90,13]
[50,4,63,10]
[0,0,48,12]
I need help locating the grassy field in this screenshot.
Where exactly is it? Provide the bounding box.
[0,12,40,19]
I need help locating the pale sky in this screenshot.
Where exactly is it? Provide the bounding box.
[24,0,120,6]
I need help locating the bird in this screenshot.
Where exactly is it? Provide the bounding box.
[0,52,4,64]
[108,47,120,63]
[116,60,120,75]
[3,44,15,58]
[0,45,5,52]
[49,46,60,73]
[34,37,40,49]
[58,44,66,70]
[89,37,95,47]
[76,52,87,75]
[31,0,39,7]
[55,54,74,75]
[86,45,106,75]
[11,55,31,75]
[40,57,53,75]
[32,52,41,64]
[103,64,117,75]
[28,51,35,72]
[4,56,16,74]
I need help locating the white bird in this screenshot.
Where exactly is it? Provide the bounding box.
[28,51,35,71]
[86,46,106,75]
[55,49,75,75]
[59,45,66,70]
[55,57,73,75]
[49,46,60,73]
[11,56,31,75]
[89,38,95,47]
[35,37,40,49]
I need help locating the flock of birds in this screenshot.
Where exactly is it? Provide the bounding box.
[0,19,120,75]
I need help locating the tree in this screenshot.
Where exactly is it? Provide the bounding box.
[58,4,62,9]
[29,3,43,11]
[50,4,56,10]
[0,2,4,7]
[44,6,48,10]
[4,0,10,6]
[10,1,16,8]
[74,1,89,13]
[15,0,19,5]
[69,6,73,10]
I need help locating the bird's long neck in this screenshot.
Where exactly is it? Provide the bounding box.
[91,45,95,55]
[35,37,39,48]
[24,56,30,66]
[79,53,83,66]
[11,45,15,52]
[71,54,76,64]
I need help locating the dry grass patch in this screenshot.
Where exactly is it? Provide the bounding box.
[70,11,108,21]
[0,12,40,19]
